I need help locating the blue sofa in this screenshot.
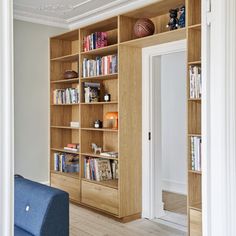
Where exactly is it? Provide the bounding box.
[14,176,69,236]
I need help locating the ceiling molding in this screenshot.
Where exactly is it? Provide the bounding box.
[14,9,69,28]
[13,0,160,29]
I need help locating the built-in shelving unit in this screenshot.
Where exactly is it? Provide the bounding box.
[187,0,202,235]
[49,0,202,227]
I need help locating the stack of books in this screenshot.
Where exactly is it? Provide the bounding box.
[64,143,80,152]
[189,66,202,99]
[82,54,117,78]
[53,87,79,104]
[54,153,79,173]
[190,136,202,171]
[100,151,118,158]
[83,32,108,52]
[84,157,118,181]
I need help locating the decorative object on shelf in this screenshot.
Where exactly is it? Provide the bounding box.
[94,120,103,128]
[134,18,155,38]
[84,82,100,103]
[166,8,179,30]
[105,112,118,129]
[91,143,102,154]
[104,93,111,102]
[178,5,185,28]
[70,121,80,128]
[63,70,78,79]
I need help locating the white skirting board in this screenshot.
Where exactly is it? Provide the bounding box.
[162,179,187,195]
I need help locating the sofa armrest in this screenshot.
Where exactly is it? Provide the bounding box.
[15,177,69,236]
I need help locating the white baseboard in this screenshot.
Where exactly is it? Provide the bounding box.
[162,179,187,195]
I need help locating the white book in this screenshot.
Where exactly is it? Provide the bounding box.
[63,147,78,152]
[191,137,195,170]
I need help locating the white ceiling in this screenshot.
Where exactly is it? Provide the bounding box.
[13,0,156,29]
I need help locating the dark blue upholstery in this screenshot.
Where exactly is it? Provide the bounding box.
[15,177,69,236]
[14,226,33,236]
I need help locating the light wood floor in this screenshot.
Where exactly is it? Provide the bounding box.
[162,191,187,215]
[70,204,186,236]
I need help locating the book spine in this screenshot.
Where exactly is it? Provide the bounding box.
[54,153,59,171]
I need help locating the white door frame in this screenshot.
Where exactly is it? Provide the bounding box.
[0,0,14,235]
[142,39,186,219]
[202,0,236,235]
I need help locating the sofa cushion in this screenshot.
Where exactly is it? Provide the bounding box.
[14,226,33,236]
[15,177,69,236]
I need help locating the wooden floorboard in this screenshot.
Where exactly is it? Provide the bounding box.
[70,204,186,236]
[162,191,187,215]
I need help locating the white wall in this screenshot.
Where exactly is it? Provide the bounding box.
[14,20,66,182]
[161,51,187,194]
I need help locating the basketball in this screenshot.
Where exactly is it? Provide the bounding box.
[134,18,155,38]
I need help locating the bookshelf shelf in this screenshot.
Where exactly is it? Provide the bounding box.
[188,134,202,137]
[81,178,118,189]
[50,170,80,179]
[50,53,79,62]
[119,28,186,48]
[81,44,118,56]
[81,152,118,160]
[80,101,118,105]
[80,73,118,81]
[188,23,201,30]
[51,148,80,155]
[188,170,202,175]
[80,127,118,132]
[189,203,202,212]
[188,60,201,65]
[51,78,79,84]
[50,126,80,130]
[188,98,201,101]
[51,103,80,106]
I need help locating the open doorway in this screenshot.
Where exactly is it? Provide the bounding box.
[142,40,187,231]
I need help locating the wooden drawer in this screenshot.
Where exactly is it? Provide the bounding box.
[81,181,119,215]
[190,209,202,236]
[51,173,80,202]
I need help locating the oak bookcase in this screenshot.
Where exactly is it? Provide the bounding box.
[49,0,202,231]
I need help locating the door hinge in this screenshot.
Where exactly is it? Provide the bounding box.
[148,132,151,140]
[206,0,212,25]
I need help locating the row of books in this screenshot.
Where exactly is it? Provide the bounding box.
[82,54,117,78]
[84,157,118,181]
[53,88,79,104]
[83,32,108,52]
[190,136,202,171]
[189,66,202,99]
[54,152,79,173]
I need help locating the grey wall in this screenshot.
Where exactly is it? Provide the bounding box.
[161,51,187,194]
[14,20,66,182]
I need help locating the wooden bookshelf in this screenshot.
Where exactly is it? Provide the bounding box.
[187,0,202,235]
[49,0,202,226]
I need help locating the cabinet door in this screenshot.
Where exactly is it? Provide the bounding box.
[51,173,80,202]
[81,181,118,215]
